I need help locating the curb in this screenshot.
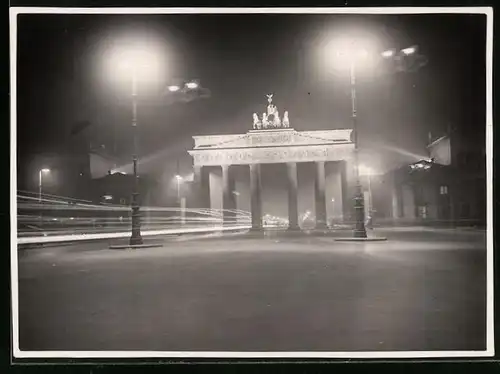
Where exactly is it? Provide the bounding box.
[109,243,165,250]
[334,237,388,242]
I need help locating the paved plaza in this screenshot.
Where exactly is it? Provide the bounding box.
[17,227,487,352]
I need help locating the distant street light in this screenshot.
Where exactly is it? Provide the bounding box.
[174,174,186,225]
[382,45,424,73]
[167,80,201,94]
[401,46,418,55]
[185,81,199,90]
[382,46,417,59]
[381,49,395,58]
[38,168,50,203]
[175,174,183,202]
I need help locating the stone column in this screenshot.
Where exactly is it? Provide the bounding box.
[249,164,262,230]
[391,185,399,220]
[193,165,210,209]
[222,165,236,225]
[340,160,350,223]
[315,161,328,230]
[391,174,404,220]
[286,162,299,230]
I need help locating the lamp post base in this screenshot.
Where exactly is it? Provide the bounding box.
[112,242,162,250]
[353,186,368,239]
[130,191,143,246]
[353,229,368,238]
[129,235,144,246]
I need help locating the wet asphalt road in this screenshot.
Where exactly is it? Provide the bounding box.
[17,227,487,353]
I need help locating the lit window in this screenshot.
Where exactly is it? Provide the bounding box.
[440,186,448,195]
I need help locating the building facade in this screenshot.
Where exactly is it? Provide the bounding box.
[373,129,486,227]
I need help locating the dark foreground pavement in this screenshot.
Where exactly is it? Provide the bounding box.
[17,227,487,352]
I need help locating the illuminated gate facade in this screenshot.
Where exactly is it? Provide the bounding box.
[188,95,357,230]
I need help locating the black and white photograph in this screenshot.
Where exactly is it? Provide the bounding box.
[10,7,493,359]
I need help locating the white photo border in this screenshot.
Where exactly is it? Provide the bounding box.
[9,6,495,359]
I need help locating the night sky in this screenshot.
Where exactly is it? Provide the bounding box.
[16,12,486,186]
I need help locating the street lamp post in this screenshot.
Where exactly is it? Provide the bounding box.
[326,38,421,240]
[341,42,418,238]
[349,59,368,238]
[129,67,143,246]
[107,43,169,245]
[38,168,50,230]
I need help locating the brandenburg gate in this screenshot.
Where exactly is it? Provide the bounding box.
[188,94,356,231]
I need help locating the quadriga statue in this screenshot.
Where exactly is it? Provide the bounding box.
[262,113,269,129]
[253,113,261,130]
[283,111,290,128]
